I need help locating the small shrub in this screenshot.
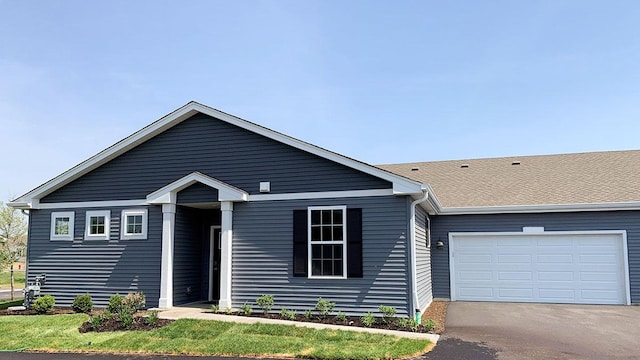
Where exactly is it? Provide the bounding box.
[280,308,288,317]
[120,309,134,328]
[422,318,436,332]
[107,294,123,313]
[32,295,55,314]
[314,297,336,317]
[304,309,313,318]
[102,310,113,321]
[336,312,347,321]
[72,293,93,313]
[122,292,146,313]
[225,307,232,314]
[398,317,419,331]
[145,310,159,325]
[286,310,296,320]
[210,304,219,312]
[89,314,103,329]
[256,294,274,314]
[241,302,252,315]
[362,312,375,327]
[378,305,397,323]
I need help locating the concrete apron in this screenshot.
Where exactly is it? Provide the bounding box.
[156,306,440,343]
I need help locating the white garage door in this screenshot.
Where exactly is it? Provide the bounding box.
[450,231,629,305]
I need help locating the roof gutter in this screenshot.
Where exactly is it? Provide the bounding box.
[438,201,640,215]
[409,185,429,321]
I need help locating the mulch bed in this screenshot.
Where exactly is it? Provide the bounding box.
[78,316,174,333]
[422,301,449,334]
[0,308,75,316]
[213,311,438,334]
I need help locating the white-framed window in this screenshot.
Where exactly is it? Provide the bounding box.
[121,209,148,240]
[308,205,347,279]
[84,210,110,240]
[50,211,75,241]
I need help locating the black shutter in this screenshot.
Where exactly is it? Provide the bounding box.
[347,208,363,278]
[293,210,308,277]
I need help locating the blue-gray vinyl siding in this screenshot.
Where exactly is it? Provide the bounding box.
[231,195,411,316]
[173,206,220,305]
[414,206,432,312]
[177,183,219,205]
[430,211,640,303]
[26,206,162,308]
[41,113,390,203]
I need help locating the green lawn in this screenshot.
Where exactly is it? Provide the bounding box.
[0,314,430,359]
[0,270,25,289]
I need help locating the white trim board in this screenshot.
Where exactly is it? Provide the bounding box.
[9,102,423,208]
[24,189,397,209]
[448,230,631,305]
[248,188,393,201]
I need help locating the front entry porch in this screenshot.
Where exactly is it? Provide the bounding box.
[147,171,248,309]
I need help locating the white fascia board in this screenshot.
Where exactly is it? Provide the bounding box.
[146,171,248,204]
[7,201,31,209]
[248,188,394,201]
[13,102,421,205]
[439,201,640,215]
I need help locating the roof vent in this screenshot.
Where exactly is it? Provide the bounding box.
[411,167,419,171]
[460,164,469,168]
[512,161,521,165]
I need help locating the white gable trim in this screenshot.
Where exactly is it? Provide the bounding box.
[10,102,422,207]
[146,172,248,204]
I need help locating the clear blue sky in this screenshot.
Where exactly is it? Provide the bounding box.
[1,1,639,201]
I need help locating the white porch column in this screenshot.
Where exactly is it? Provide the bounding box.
[159,203,176,309]
[218,201,233,309]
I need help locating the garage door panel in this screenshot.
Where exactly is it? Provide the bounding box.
[537,254,574,263]
[458,254,492,264]
[498,254,532,263]
[498,288,534,298]
[579,254,617,264]
[459,287,494,298]
[452,232,627,305]
[538,271,574,281]
[581,289,620,302]
[580,271,618,282]
[497,238,532,246]
[458,271,493,281]
[498,271,532,280]
[539,288,576,300]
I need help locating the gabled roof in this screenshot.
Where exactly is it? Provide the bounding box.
[378,149,640,213]
[10,102,423,208]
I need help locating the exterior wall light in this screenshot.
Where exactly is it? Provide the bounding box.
[436,239,444,249]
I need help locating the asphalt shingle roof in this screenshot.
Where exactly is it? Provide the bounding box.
[377,150,640,208]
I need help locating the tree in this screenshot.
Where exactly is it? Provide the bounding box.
[0,201,28,300]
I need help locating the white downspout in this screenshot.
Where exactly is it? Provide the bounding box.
[409,186,429,322]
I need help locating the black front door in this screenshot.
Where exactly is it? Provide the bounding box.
[209,226,221,302]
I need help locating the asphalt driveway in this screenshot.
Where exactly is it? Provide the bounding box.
[424,301,640,360]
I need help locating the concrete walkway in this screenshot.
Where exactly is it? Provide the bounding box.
[157,304,439,343]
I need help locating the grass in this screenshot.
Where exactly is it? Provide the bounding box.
[0,270,25,289]
[0,314,430,359]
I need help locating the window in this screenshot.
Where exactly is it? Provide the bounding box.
[308,206,347,278]
[50,211,75,241]
[121,209,148,240]
[293,207,362,279]
[85,210,110,240]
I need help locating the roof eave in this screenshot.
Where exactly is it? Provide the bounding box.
[438,201,640,215]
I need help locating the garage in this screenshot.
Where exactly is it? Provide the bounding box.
[449,230,630,305]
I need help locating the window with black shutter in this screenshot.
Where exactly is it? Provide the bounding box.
[293,207,362,278]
